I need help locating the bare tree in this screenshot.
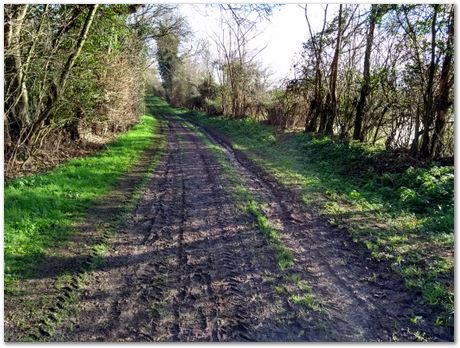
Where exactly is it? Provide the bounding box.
[321,4,343,135]
[353,5,379,141]
[430,6,454,158]
[211,5,272,118]
[304,4,328,133]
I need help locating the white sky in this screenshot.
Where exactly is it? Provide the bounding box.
[180,4,338,85]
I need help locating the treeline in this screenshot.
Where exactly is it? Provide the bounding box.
[148,4,274,119]
[4,4,183,176]
[289,4,454,159]
[152,4,454,160]
[5,4,454,177]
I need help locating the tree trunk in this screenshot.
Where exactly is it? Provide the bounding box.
[324,4,343,136]
[24,5,99,148]
[304,4,328,134]
[410,102,421,155]
[419,5,439,158]
[306,99,321,132]
[306,63,323,132]
[353,5,378,141]
[4,4,29,149]
[372,105,388,145]
[430,6,454,158]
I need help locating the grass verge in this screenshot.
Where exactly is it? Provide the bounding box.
[172,100,454,325]
[5,114,159,292]
[29,123,166,341]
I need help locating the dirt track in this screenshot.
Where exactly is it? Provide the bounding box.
[53,112,453,342]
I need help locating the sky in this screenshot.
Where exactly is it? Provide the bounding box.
[180,4,337,85]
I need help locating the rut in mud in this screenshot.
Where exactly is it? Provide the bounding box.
[54,112,452,342]
[55,116,289,341]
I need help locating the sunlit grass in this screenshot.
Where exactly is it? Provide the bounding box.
[246,200,294,270]
[4,115,158,289]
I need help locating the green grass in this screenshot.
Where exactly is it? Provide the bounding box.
[175,100,454,323]
[247,200,294,270]
[33,121,164,342]
[290,293,316,309]
[275,274,317,310]
[286,274,316,309]
[5,114,158,290]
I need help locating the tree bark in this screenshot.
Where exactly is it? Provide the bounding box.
[4,5,29,148]
[353,5,378,141]
[372,105,388,145]
[430,6,454,158]
[324,4,343,136]
[304,4,328,133]
[419,5,439,158]
[410,101,421,155]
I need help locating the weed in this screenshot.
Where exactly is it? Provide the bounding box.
[367,273,378,283]
[413,330,427,342]
[435,316,446,326]
[283,273,317,310]
[89,244,109,269]
[287,274,301,284]
[290,293,315,309]
[423,282,446,306]
[275,286,287,295]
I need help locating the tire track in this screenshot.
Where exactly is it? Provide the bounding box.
[185,117,453,342]
[170,120,256,341]
[52,107,451,342]
[56,110,308,341]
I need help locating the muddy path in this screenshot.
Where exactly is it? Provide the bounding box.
[52,112,452,342]
[54,115,298,341]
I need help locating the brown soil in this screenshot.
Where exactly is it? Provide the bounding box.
[44,113,453,342]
